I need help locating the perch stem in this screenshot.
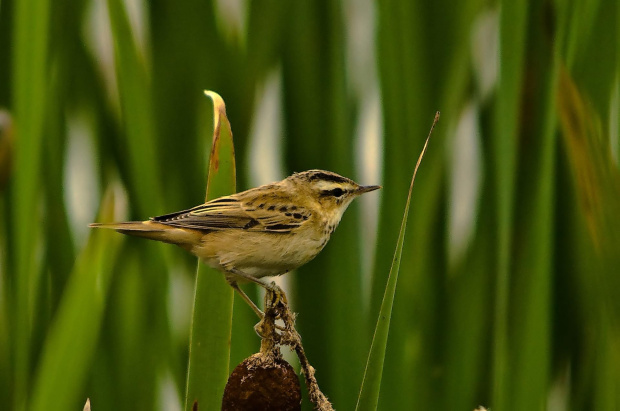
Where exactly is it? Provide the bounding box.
[256,289,334,411]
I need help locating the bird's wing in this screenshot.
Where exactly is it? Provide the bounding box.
[238,192,313,232]
[150,193,312,233]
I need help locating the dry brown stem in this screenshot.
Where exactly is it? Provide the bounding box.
[255,288,334,411]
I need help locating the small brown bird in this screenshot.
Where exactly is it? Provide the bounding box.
[90,170,380,317]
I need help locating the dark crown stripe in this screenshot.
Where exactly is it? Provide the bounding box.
[307,171,349,184]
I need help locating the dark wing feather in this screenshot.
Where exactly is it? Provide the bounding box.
[150,194,312,233]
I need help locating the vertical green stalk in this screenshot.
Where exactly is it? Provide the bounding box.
[492,1,528,408]
[106,0,163,216]
[106,2,176,408]
[510,41,558,411]
[184,91,236,411]
[616,0,620,164]
[322,1,367,406]
[11,0,51,408]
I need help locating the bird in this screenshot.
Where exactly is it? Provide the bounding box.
[90,169,381,317]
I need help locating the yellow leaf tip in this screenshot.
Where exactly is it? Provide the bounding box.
[203,90,227,115]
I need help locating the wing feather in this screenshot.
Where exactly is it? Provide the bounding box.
[150,193,312,233]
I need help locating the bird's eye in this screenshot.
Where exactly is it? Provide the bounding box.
[327,188,345,197]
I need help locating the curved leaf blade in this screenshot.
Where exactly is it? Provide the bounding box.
[184,91,236,411]
[356,113,438,410]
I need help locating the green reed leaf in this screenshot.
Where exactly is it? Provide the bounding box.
[184,91,236,411]
[356,113,438,411]
[30,189,123,411]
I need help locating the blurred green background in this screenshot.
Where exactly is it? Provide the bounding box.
[1,0,619,410]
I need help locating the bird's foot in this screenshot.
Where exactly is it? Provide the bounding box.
[265,281,288,307]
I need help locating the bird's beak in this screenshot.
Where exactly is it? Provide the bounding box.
[356,185,382,195]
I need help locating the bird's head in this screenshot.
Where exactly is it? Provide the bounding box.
[287,169,381,223]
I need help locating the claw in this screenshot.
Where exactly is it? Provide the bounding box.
[266,281,288,306]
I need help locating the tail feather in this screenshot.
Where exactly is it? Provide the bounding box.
[89,221,200,247]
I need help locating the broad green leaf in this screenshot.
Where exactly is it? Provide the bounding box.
[11,0,51,406]
[30,189,123,411]
[184,91,236,411]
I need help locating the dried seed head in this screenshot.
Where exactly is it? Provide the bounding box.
[221,353,301,411]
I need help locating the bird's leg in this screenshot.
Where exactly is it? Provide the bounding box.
[227,268,288,307]
[227,280,265,319]
[226,269,288,332]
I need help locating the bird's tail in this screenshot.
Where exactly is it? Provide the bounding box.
[89,221,200,248]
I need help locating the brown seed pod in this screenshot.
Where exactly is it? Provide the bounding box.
[221,352,301,411]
